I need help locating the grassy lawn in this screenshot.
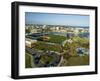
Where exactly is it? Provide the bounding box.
[66,55,89,66]
[47,35,66,44]
[33,41,62,52]
[25,53,33,68]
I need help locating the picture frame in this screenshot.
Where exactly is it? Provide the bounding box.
[11,1,98,79]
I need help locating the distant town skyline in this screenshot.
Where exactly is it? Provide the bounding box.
[25,12,89,27]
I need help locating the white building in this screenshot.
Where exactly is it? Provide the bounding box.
[30,29,37,33]
[25,38,37,48]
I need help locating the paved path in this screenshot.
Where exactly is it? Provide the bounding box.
[57,56,63,66]
[62,39,68,47]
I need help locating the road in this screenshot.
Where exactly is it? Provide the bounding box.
[26,46,37,54]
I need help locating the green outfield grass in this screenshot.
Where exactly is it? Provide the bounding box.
[47,35,66,44]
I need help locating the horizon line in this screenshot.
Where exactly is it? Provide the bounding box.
[25,24,89,28]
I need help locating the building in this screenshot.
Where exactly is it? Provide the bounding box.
[30,29,37,33]
[76,47,89,56]
[25,38,37,48]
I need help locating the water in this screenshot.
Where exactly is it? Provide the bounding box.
[49,32,67,37]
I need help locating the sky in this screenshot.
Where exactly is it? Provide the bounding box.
[25,12,89,27]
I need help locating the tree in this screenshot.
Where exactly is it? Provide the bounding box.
[25,29,30,33]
